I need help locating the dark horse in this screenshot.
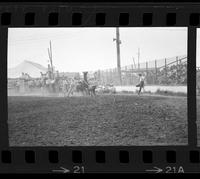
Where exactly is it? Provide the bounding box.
[76,80,97,96]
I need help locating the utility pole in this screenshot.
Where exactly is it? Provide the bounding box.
[113,27,122,85]
[137,48,140,69]
[48,40,54,79]
[49,40,53,73]
[48,41,54,77]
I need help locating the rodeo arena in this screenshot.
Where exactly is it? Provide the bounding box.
[8,48,188,97]
[8,55,188,97]
[8,28,189,146]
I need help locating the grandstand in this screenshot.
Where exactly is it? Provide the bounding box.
[96,55,187,86]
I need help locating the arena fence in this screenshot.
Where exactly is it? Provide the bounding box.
[95,55,187,86]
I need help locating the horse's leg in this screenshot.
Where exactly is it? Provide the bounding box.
[67,88,71,97]
[93,89,96,96]
[68,86,73,97]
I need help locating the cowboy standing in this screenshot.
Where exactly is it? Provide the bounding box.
[136,73,145,95]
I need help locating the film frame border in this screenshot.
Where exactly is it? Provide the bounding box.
[0,2,199,173]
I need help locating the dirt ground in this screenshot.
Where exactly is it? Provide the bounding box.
[197,97,200,146]
[8,94,188,146]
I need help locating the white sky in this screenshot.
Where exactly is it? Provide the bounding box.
[196,29,200,67]
[8,27,187,72]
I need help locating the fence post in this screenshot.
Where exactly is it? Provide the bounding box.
[165,58,167,82]
[109,69,112,83]
[100,70,102,84]
[114,68,117,85]
[103,70,105,84]
[176,56,179,84]
[111,69,114,84]
[97,70,100,84]
[104,70,107,84]
[146,62,148,84]
[125,66,128,85]
[130,64,134,85]
[106,69,109,84]
[155,60,157,84]
[179,56,182,64]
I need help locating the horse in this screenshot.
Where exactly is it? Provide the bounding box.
[75,80,89,95]
[79,80,97,97]
[61,78,71,97]
[57,77,98,97]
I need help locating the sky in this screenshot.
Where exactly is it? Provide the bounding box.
[196,29,200,67]
[8,27,188,72]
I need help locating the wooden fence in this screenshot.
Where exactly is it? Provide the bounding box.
[96,55,187,86]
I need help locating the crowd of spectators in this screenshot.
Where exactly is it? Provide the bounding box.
[146,63,187,85]
[97,59,187,86]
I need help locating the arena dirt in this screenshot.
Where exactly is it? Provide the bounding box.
[197,97,200,146]
[8,94,188,146]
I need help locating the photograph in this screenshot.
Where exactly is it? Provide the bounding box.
[196,29,200,146]
[7,27,188,146]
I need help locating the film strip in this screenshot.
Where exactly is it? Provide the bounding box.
[0,1,200,173]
